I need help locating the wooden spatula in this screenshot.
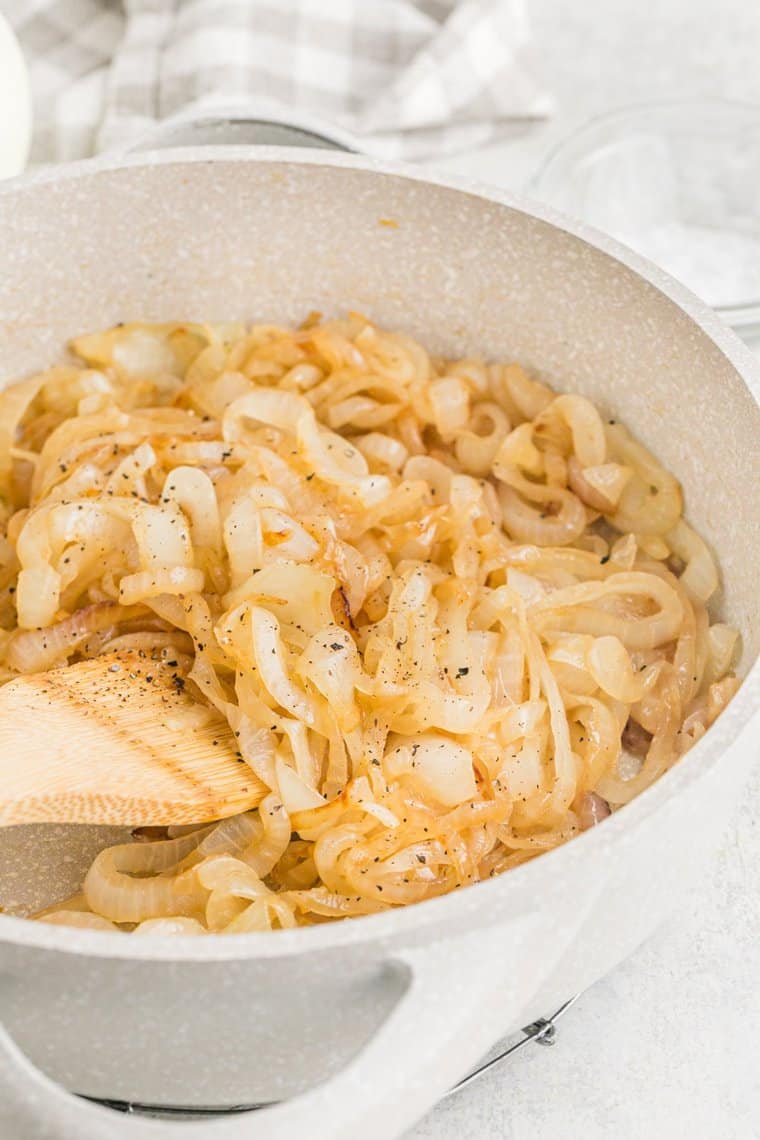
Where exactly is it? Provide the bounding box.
[0,650,268,826]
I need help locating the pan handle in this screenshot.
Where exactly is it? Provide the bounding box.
[115,106,359,155]
[0,914,547,1140]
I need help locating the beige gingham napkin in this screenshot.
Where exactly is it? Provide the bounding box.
[5,0,551,164]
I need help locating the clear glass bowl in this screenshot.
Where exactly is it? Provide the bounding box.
[530,100,760,348]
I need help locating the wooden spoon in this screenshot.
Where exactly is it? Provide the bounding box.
[0,650,268,826]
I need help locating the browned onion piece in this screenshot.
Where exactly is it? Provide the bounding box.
[622,717,653,757]
[576,792,611,830]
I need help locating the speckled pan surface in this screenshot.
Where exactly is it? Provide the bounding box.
[0,150,758,1137]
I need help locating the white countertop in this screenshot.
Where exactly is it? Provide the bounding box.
[408,1,760,1137]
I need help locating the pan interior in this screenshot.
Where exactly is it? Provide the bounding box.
[0,155,757,916]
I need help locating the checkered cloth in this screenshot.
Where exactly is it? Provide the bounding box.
[5,0,551,164]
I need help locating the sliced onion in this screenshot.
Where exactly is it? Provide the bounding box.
[161,466,222,557]
[228,560,336,637]
[196,855,270,898]
[587,636,643,702]
[38,911,119,931]
[497,699,548,742]
[275,755,325,813]
[243,793,292,877]
[384,734,477,807]
[133,917,206,935]
[103,442,156,498]
[15,562,61,629]
[223,389,311,439]
[545,637,597,695]
[297,413,391,506]
[6,601,139,672]
[493,424,542,477]
[249,606,320,725]
[198,812,260,856]
[297,626,366,731]
[454,402,510,477]
[705,623,740,685]
[606,423,683,535]
[610,533,637,569]
[119,567,205,605]
[0,374,46,492]
[506,568,546,605]
[666,518,719,602]
[543,394,607,467]
[499,363,554,420]
[499,482,587,547]
[428,376,470,438]
[354,432,409,473]
[496,735,545,802]
[403,455,452,502]
[83,830,212,923]
[530,571,684,651]
[637,534,670,560]
[568,457,632,511]
[112,329,184,378]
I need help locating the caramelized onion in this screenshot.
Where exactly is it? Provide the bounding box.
[0,315,737,934]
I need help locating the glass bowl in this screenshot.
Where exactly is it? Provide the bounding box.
[530,100,760,348]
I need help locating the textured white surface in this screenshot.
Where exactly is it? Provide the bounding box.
[411,0,760,1136]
